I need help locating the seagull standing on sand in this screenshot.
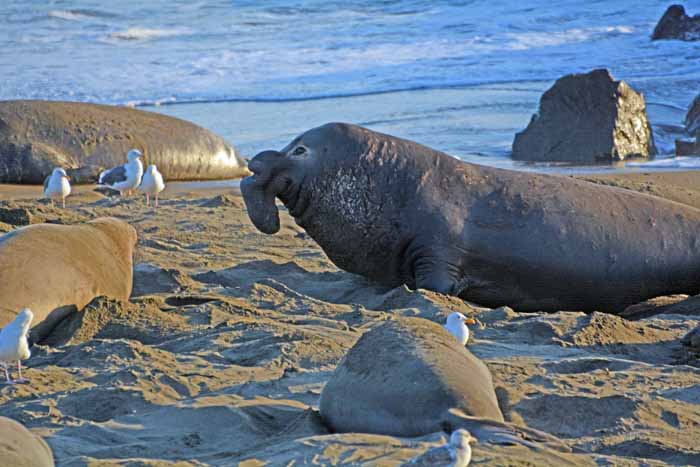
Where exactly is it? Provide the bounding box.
[444,312,476,346]
[98,149,144,196]
[0,308,33,384]
[400,429,477,467]
[138,164,165,209]
[43,167,71,208]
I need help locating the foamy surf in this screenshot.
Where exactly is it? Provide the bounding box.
[106,27,190,42]
[627,156,700,169]
[48,10,89,21]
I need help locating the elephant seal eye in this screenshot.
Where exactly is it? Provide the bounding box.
[292,146,307,156]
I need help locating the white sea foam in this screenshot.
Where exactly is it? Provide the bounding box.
[107,27,190,42]
[48,10,88,21]
[505,26,635,50]
[626,157,700,169]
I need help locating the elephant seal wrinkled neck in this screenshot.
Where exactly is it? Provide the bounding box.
[289,124,435,283]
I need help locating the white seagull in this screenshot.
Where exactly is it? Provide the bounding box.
[0,308,33,384]
[138,164,165,209]
[400,429,477,467]
[444,312,476,346]
[43,167,71,208]
[98,149,144,196]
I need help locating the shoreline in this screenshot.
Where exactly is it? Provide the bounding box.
[4,169,700,206]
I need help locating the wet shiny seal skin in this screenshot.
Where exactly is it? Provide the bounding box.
[0,218,137,340]
[242,122,700,313]
[0,416,54,467]
[0,100,249,183]
[319,317,566,449]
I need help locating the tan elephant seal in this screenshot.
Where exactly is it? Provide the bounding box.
[0,416,54,467]
[0,217,136,340]
[320,317,564,449]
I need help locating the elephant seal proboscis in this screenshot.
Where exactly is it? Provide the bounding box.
[0,217,136,340]
[319,317,564,449]
[242,123,700,312]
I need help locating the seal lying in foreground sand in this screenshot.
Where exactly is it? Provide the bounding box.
[0,218,136,340]
[242,123,700,312]
[0,416,54,466]
[320,318,563,448]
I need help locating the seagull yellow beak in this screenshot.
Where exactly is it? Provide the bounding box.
[464,317,476,325]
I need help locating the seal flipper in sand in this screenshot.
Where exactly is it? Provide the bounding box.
[243,122,700,313]
[444,408,569,452]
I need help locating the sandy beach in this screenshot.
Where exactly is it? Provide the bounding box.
[0,170,696,466]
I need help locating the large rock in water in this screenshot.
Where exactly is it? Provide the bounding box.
[512,69,656,163]
[652,5,700,41]
[675,95,700,156]
[0,100,249,183]
[684,95,700,136]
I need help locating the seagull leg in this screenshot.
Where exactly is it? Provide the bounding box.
[146,193,150,206]
[2,363,12,385]
[62,197,66,209]
[16,361,27,383]
[50,199,54,208]
[155,194,159,209]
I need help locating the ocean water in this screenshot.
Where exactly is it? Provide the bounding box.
[2,0,700,172]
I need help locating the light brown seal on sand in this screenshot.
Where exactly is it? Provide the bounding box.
[0,416,54,467]
[0,217,136,340]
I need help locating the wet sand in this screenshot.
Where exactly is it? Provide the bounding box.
[0,171,699,466]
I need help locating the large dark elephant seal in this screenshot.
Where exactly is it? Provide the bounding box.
[0,217,136,340]
[0,417,54,467]
[0,100,249,183]
[242,123,700,312]
[320,318,563,448]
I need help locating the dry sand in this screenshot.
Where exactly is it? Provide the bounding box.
[0,172,699,466]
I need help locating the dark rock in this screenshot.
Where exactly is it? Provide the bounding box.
[674,95,700,155]
[681,326,700,349]
[131,262,192,297]
[652,5,700,41]
[0,204,41,225]
[675,138,700,156]
[684,95,700,136]
[512,69,656,163]
[621,294,700,320]
[0,100,250,184]
[200,194,244,208]
[66,165,105,184]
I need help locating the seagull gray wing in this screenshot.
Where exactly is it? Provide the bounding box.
[399,445,454,466]
[99,165,127,185]
[43,175,50,191]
